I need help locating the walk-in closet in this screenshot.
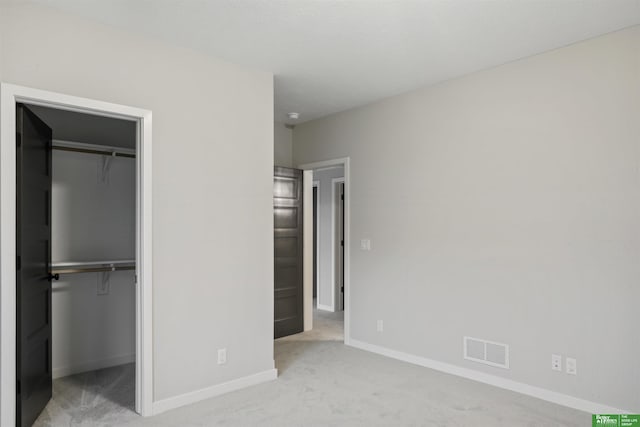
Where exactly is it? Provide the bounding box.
[16,104,137,426]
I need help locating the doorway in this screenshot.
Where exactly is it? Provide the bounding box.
[299,158,350,344]
[332,178,345,312]
[18,103,137,426]
[0,84,153,426]
[310,166,344,314]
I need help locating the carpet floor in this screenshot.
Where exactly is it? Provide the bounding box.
[34,308,589,426]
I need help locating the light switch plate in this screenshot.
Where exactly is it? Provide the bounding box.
[566,357,577,375]
[218,348,227,365]
[360,239,371,251]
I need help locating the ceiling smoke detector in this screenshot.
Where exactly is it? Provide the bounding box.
[287,112,300,120]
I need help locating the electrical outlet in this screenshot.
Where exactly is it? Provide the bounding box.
[551,354,562,372]
[566,357,577,375]
[217,348,227,365]
[376,320,383,333]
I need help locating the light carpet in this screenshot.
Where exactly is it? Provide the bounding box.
[35,308,589,426]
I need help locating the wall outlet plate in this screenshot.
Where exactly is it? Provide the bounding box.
[566,357,577,375]
[551,354,562,372]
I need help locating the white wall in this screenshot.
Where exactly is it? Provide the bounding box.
[0,2,274,404]
[274,121,292,167]
[293,27,640,412]
[312,167,344,311]
[51,150,135,378]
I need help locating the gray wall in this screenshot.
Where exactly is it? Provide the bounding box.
[312,167,344,310]
[274,121,292,167]
[52,150,135,378]
[293,27,640,411]
[0,2,274,403]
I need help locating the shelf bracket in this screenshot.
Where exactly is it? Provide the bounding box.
[98,271,111,295]
[99,151,117,184]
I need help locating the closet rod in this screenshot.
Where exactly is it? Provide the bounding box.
[51,265,136,275]
[52,145,136,159]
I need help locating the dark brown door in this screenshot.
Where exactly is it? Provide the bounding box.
[16,104,53,427]
[274,167,303,338]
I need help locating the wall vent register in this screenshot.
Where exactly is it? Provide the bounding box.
[463,336,510,369]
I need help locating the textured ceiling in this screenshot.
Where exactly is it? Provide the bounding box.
[22,0,640,123]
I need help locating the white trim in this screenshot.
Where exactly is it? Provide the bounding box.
[317,304,333,311]
[331,177,345,312]
[348,339,631,415]
[298,158,350,345]
[312,180,320,309]
[299,158,349,172]
[0,83,154,423]
[302,171,313,332]
[137,100,154,416]
[310,165,343,173]
[52,354,135,380]
[152,368,278,415]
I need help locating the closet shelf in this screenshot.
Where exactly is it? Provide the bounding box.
[50,260,135,275]
[52,139,136,158]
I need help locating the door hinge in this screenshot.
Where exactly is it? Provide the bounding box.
[341,194,344,201]
[16,256,21,270]
[341,240,344,247]
[341,286,344,293]
[16,380,21,395]
[16,132,22,148]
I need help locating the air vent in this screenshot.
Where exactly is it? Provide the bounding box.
[463,336,509,369]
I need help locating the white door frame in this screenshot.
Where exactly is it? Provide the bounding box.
[0,83,154,423]
[312,180,320,309]
[331,177,345,312]
[298,158,350,344]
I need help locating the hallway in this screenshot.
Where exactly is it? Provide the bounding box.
[278,304,344,343]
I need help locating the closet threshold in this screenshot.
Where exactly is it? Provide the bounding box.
[51,260,136,275]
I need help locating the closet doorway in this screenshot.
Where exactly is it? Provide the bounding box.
[0,84,153,426]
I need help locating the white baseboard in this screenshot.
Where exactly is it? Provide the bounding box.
[317,304,333,312]
[152,368,278,415]
[53,353,135,379]
[348,339,630,415]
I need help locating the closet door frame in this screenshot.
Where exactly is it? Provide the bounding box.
[0,83,154,423]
